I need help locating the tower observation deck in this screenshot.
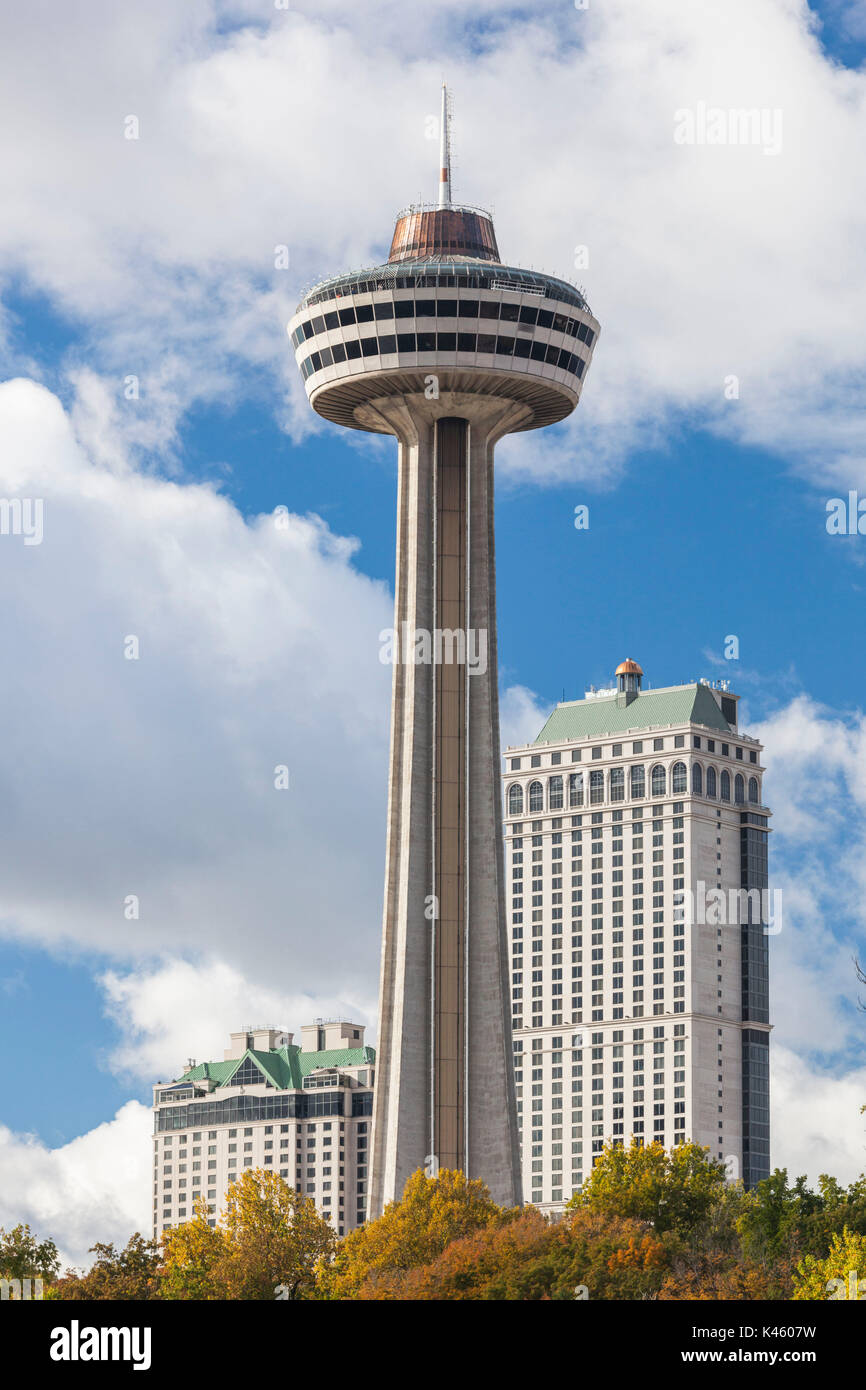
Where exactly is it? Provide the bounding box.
[289,88,600,1215]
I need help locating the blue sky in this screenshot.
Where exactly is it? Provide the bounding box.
[0,0,865,1262]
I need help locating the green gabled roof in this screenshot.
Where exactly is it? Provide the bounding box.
[297,1046,375,1078]
[174,1043,375,1092]
[225,1049,295,1089]
[179,1058,237,1084]
[534,683,732,744]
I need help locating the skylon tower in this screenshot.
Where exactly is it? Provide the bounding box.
[289,88,600,1213]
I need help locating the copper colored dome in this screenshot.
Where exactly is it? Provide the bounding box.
[615,658,643,676]
[388,205,500,265]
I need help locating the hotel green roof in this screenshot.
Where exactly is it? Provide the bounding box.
[173,1043,376,1092]
[533,683,733,744]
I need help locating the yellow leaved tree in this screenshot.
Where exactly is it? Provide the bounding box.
[793,1227,866,1300]
[219,1168,336,1300]
[160,1199,228,1300]
[318,1167,512,1300]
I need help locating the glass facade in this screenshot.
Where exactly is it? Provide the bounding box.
[156,1089,347,1132]
[740,814,770,1186]
[292,297,595,348]
[742,1029,770,1188]
[300,261,590,314]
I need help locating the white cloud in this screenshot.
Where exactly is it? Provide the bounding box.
[771,1045,866,1184]
[0,0,865,482]
[0,1102,152,1270]
[745,694,866,1180]
[99,957,377,1083]
[756,694,866,1059]
[500,683,550,752]
[0,377,392,999]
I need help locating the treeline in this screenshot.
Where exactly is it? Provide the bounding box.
[4,1142,866,1300]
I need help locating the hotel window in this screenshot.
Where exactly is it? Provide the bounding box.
[735,773,745,804]
[706,766,717,798]
[569,772,584,807]
[590,771,604,805]
[508,784,523,815]
[630,765,645,799]
[692,763,703,795]
[651,765,666,797]
[549,775,564,810]
[610,767,625,802]
[748,776,759,803]
[720,770,731,802]
[528,781,543,813]
[671,762,687,794]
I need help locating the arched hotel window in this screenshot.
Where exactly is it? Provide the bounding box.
[610,767,625,802]
[549,775,563,810]
[508,784,523,816]
[630,765,645,799]
[569,772,584,807]
[735,773,745,804]
[720,770,731,802]
[590,770,604,804]
[672,761,687,794]
[706,766,717,798]
[528,781,543,813]
[692,763,703,795]
[651,765,666,797]
[748,776,759,804]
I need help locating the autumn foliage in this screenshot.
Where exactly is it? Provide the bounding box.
[318,1167,508,1300]
[357,1207,668,1301]
[38,1142,866,1300]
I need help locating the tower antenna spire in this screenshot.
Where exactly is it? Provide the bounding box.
[438,83,451,209]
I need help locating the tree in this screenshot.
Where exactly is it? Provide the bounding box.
[319,1168,511,1300]
[568,1140,727,1236]
[738,1169,866,1270]
[159,1200,229,1300]
[658,1252,783,1300]
[363,1206,669,1301]
[793,1227,866,1300]
[50,1233,161,1300]
[215,1169,335,1300]
[0,1223,59,1288]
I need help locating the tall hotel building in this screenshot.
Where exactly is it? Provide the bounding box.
[502,660,771,1213]
[152,1021,374,1238]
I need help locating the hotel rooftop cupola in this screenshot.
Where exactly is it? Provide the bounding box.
[615,658,643,705]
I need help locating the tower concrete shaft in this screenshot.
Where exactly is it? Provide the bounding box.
[358,394,527,1213]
